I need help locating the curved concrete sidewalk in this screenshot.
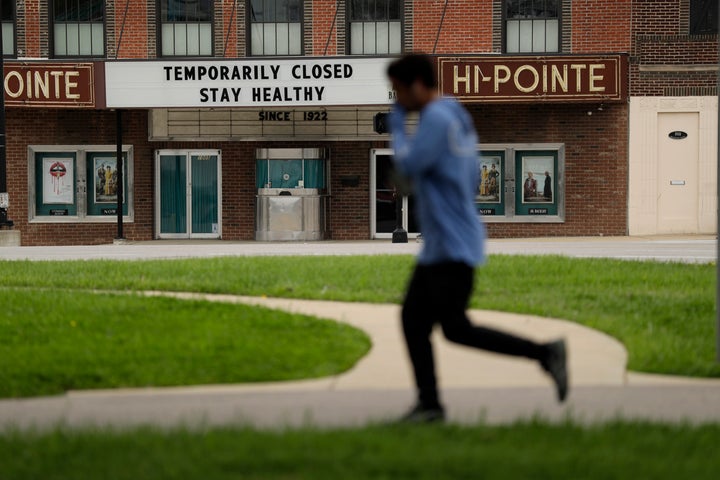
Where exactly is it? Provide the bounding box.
[218,294,629,390]
[1,294,719,430]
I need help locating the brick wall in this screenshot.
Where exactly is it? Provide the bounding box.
[15,0,26,56]
[633,0,682,36]
[571,0,631,53]
[5,109,154,245]
[631,0,718,96]
[6,101,628,245]
[312,0,340,55]
[220,143,256,239]
[636,35,718,65]
[147,0,157,57]
[413,0,492,54]
[112,0,149,59]
[213,1,224,56]
[328,141,378,240]
[473,102,629,237]
[11,1,658,60]
[5,106,384,244]
[23,0,41,57]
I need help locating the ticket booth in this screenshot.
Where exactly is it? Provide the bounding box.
[255,148,329,241]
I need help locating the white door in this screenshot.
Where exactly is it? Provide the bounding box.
[656,113,700,234]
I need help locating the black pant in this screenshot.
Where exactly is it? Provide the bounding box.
[402,262,544,409]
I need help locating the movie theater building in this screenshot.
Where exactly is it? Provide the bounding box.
[0,1,700,246]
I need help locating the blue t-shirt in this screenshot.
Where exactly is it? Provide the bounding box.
[389,96,486,267]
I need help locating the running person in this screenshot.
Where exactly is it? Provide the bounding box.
[387,54,568,423]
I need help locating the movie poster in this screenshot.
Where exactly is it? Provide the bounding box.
[477,155,502,203]
[94,157,124,204]
[521,156,554,204]
[43,158,74,204]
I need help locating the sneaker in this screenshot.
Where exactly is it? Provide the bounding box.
[540,340,568,403]
[398,404,446,424]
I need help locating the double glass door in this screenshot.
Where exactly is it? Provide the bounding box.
[371,149,419,238]
[156,150,221,238]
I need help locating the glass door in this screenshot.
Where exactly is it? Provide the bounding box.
[370,149,420,239]
[156,150,221,239]
[191,154,219,235]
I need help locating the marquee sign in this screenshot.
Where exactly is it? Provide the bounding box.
[105,58,395,108]
[3,63,98,107]
[438,55,628,103]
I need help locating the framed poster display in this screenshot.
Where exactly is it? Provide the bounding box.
[29,146,134,222]
[35,152,77,216]
[475,150,505,216]
[515,151,558,216]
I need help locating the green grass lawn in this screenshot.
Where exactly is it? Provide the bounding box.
[1,255,716,377]
[0,256,718,477]
[0,289,370,398]
[1,421,718,479]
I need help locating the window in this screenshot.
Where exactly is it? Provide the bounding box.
[160,0,213,56]
[52,0,105,57]
[348,0,402,55]
[249,0,302,56]
[255,150,327,189]
[505,0,559,53]
[690,0,718,35]
[1,0,14,56]
[29,146,134,223]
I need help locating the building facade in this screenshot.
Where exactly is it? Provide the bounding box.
[627,0,718,235]
[0,1,716,245]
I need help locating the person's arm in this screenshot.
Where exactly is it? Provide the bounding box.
[389,104,447,176]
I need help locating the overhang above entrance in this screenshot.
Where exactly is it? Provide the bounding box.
[149,106,418,141]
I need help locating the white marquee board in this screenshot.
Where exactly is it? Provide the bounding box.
[105,58,395,108]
